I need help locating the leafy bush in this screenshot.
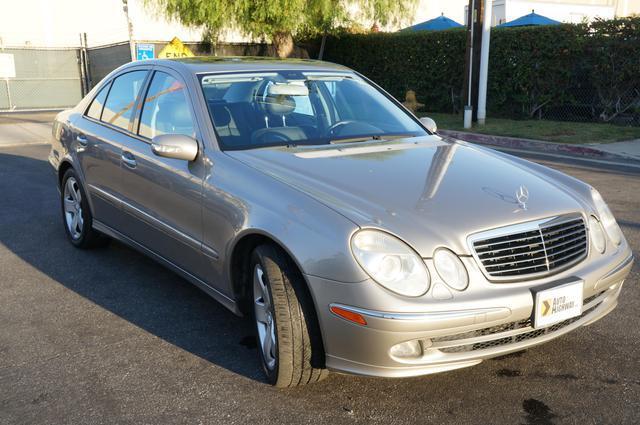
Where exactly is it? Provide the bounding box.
[317,17,640,125]
[321,28,466,113]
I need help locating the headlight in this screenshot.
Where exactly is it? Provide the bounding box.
[351,229,430,297]
[591,189,623,245]
[589,216,606,254]
[433,248,469,291]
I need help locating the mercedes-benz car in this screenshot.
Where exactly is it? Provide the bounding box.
[49,58,634,387]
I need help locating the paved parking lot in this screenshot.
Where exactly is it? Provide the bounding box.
[0,143,638,425]
[0,112,55,147]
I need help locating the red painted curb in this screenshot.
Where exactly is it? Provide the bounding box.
[439,130,636,162]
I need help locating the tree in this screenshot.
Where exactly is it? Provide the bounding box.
[145,0,418,58]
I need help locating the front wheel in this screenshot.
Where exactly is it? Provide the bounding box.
[251,244,328,387]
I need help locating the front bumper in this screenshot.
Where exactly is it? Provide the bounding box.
[307,245,633,378]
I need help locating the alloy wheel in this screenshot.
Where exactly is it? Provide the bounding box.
[253,264,277,370]
[63,177,84,240]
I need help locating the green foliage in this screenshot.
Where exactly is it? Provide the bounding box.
[235,0,307,38]
[320,17,640,124]
[487,24,585,118]
[147,0,232,34]
[586,17,640,122]
[424,112,640,144]
[321,28,467,113]
[146,0,418,44]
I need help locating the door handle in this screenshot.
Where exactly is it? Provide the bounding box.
[76,134,88,146]
[121,151,137,168]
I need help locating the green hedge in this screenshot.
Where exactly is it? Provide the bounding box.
[319,17,640,125]
[322,29,467,114]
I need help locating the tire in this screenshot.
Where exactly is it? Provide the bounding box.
[60,169,108,249]
[251,244,329,387]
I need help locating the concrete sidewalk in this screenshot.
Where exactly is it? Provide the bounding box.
[588,139,640,161]
[0,111,57,147]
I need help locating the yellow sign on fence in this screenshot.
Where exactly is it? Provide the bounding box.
[157,37,194,59]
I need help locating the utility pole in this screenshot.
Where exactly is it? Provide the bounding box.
[462,0,475,129]
[78,33,88,96]
[122,0,136,62]
[477,0,493,125]
[462,0,484,128]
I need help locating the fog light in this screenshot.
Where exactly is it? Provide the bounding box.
[390,340,423,359]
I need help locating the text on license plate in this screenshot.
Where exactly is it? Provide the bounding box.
[533,280,583,328]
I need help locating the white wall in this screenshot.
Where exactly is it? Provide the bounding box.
[411,0,467,26]
[505,0,615,23]
[1,0,638,48]
[0,0,247,48]
[410,0,636,29]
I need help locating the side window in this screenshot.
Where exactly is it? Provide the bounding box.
[86,82,110,120]
[138,72,195,139]
[101,70,148,130]
[293,95,314,116]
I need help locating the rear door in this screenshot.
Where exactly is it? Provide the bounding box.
[117,67,209,280]
[75,69,149,229]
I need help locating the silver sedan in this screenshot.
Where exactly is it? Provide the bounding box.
[49,58,634,387]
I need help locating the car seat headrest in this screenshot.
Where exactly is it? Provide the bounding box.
[262,94,296,116]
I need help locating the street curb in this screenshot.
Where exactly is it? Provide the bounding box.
[439,129,640,163]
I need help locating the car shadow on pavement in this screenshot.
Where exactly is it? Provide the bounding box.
[0,150,266,384]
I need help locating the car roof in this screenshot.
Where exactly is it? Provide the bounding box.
[129,56,353,74]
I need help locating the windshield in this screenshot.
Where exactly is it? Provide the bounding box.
[199,71,427,150]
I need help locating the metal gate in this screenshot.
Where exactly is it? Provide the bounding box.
[0,47,83,111]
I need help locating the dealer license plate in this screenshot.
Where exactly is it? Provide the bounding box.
[533,280,583,329]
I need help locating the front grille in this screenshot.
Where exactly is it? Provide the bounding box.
[432,290,606,354]
[472,215,588,280]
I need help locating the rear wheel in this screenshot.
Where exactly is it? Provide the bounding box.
[60,169,108,249]
[251,244,328,387]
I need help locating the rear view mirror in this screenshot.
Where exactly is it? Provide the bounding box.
[151,134,198,161]
[267,83,309,97]
[419,117,438,134]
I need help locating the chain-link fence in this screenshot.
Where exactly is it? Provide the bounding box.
[0,47,83,111]
[511,66,640,126]
[0,41,275,111]
[86,42,131,88]
[541,86,640,127]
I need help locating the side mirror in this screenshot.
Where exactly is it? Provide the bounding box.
[419,117,438,134]
[151,134,198,161]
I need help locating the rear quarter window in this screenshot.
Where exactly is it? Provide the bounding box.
[85,82,111,120]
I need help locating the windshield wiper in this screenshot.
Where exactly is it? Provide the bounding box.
[329,133,417,144]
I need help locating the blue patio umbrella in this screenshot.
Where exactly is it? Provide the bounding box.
[498,11,561,27]
[402,14,464,32]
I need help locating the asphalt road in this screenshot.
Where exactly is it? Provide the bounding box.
[0,144,638,425]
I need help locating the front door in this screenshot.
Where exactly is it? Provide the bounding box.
[117,68,208,280]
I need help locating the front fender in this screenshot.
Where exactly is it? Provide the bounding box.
[202,152,368,295]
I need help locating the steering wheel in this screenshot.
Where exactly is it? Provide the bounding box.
[327,121,359,138]
[253,130,293,145]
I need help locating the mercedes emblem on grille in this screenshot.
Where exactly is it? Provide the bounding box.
[516,185,529,210]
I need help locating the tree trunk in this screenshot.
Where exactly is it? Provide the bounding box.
[272,31,295,58]
[318,32,327,60]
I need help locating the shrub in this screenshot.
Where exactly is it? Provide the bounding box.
[316,16,640,125]
[321,28,466,113]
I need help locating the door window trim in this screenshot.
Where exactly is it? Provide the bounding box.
[132,68,203,148]
[81,68,152,139]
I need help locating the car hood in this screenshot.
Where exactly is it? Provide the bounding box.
[226,136,586,256]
